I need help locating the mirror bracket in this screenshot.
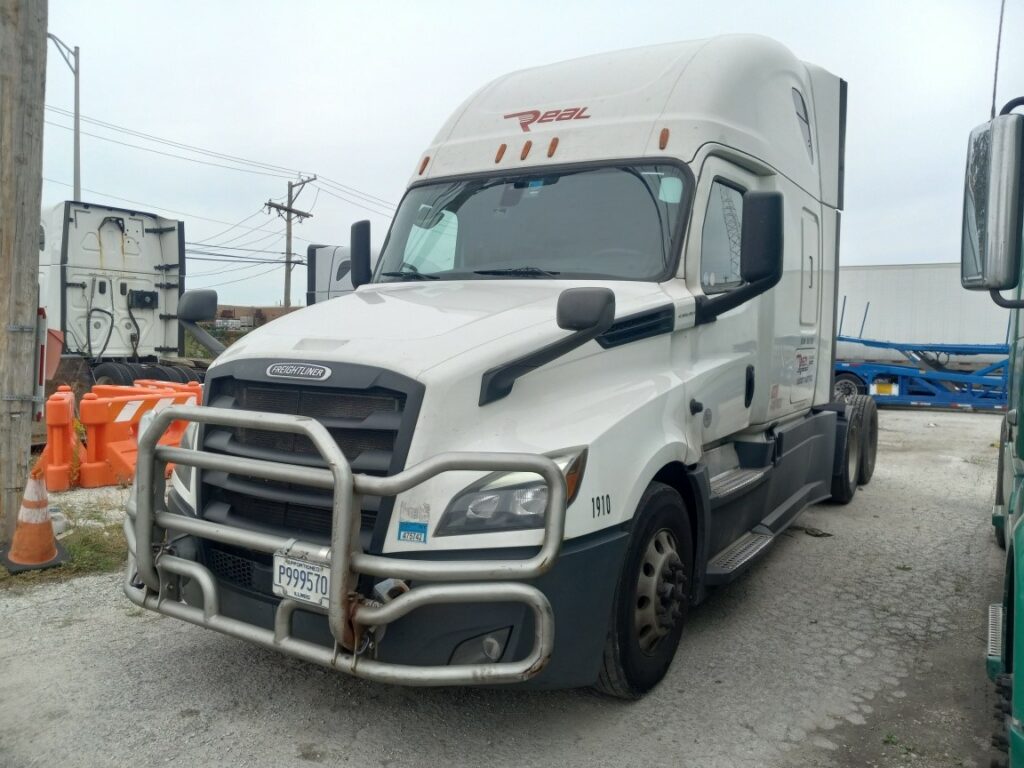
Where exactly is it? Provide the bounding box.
[990,288,1024,309]
[479,288,614,405]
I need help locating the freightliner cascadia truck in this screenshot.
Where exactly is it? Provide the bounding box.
[124,35,878,697]
[960,95,1024,764]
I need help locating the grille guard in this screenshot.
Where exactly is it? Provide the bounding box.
[124,404,566,685]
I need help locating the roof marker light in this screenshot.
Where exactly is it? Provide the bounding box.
[520,140,532,160]
[547,137,559,158]
[495,143,507,163]
[659,128,670,150]
[418,156,430,175]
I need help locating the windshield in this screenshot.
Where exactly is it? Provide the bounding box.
[374,163,689,282]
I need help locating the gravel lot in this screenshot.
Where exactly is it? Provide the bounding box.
[0,410,1005,767]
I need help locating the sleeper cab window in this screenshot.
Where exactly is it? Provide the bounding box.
[792,88,814,163]
[700,181,744,294]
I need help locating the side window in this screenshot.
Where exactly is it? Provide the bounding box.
[700,181,744,294]
[404,208,458,272]
[792,89,814,163]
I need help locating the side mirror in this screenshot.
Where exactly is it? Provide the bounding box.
[177,289,225,356]
[350,220,372,289]
[740,191,785,285]
[694,191,784,325]
[556,287,616,333]
[178,289,218,322]
[961,113,1023,293]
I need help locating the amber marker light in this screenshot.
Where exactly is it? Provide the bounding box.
[547,137,559,158]
[562,449,588,505]
[659,128,670,150]
[495,143,507,163]
[418,156,430,175]
[521,140,532,160]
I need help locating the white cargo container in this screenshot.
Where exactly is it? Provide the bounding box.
[837,262,1009,362]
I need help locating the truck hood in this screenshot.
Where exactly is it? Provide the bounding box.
[213,280,671,379]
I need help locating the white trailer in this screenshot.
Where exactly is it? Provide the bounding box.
[837,262,1008,362]
[127,35,876,698]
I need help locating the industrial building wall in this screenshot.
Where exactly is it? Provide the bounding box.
[836,263,1009,362]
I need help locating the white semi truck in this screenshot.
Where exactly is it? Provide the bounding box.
[125,35,876,697]
[38,200,218,390]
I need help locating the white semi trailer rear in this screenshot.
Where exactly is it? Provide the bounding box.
[39,201,219,389]
[126,35,876,697]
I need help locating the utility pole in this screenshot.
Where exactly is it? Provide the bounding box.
[265,174,315,308]
[0,0,48,546]
[46,33,79,200]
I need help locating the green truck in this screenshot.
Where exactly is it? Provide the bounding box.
[960,95,1024,766]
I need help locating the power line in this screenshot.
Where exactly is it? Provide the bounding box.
[184,254,304,265]
[192,263,286,288]
[189,261,273,277]
[313,183,394,218]
[192,208,266,245]
[45,103,396,209]
[184,242,287,254]
[46,104,304,176]
[45,120,296,179]
[42,176,313,243]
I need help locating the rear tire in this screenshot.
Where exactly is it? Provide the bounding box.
[847,394,878,485]
[833,373,865,403]
[91,362,133,386]
[595,482,693,699]
[830,411,862,504]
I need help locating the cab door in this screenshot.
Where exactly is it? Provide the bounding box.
[681,156,763,446]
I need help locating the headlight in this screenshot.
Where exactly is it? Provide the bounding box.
[436,448,586,536]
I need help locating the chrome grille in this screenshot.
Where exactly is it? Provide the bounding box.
[199,370,419,554]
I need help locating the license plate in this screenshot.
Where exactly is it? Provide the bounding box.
[272,554,330,609]
[872,382,897,396]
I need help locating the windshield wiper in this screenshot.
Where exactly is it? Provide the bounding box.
[472,266,560,278]
[380,270,439,281]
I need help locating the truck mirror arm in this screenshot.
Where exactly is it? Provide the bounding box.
[479,320,614,406]
[990,288,1024,310]
[693,274,782,325]
[180,319,226,356]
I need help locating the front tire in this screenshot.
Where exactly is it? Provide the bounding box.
[595,482,693,699]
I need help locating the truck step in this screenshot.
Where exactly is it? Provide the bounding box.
[709,467,769,503]
[706,531,774,583]
[989,603,1005,664]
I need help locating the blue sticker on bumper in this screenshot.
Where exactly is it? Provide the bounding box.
[397,521,428,544]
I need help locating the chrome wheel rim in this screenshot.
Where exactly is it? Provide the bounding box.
[634,528,687,655]
[834,379,858,403]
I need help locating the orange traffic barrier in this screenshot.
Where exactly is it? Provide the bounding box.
[33,385,85,492]
[0,471,67,573]
[78,381,202,488]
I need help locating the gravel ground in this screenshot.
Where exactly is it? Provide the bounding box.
[0,410,1005,768]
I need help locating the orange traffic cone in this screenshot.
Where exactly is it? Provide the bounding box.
[0,471,67,573]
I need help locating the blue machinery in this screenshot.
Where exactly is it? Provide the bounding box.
[834,336,1009,411]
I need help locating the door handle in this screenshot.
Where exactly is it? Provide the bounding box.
[808,256,814,289]
[745,365,755,408]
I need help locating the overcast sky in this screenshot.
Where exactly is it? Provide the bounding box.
[41,0,1023,305]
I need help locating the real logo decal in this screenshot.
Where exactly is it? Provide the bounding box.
[265,363,332,381]
[503,106,591,133]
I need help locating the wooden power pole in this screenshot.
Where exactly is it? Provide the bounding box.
[0,0,48,546]
[265,174,315,308]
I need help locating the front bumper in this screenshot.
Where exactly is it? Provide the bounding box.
[125,404,590,687]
